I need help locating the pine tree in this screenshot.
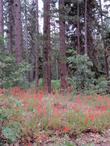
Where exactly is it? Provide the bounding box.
[43,0,51,93]
[14,0,23,63]
[0,0,3,37]
[8,0,15,53]
[59,0,68,92]
[34,0,40,88]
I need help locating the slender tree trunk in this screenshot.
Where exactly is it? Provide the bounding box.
[43,0,51,93]
[24,0,28,50]
[14,0,23,63]
[99,0,109,78]
[84,0,88,55]
[34,0,39,88]
[0,0,3,37]
[77,0,80,54]
[59,0,68,92]
[8,0,15,53]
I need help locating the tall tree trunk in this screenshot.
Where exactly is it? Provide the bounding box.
[99,0,109,78]
[84,0,88,55]
[8,0,15,53]
[43,0,51,93]
[0,0,3,40]
[34,0,39,88]
[14,0,23,63]
[77,0,80,54]
[24,0,28,50]
[59,0,68,92]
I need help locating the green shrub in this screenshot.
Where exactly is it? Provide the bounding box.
[2,122,21,144]
[68,55,95,92]
[0,51,30,88]
[38,78,60,90]
[95,77,109,94]
[0,96,22,144]
[0,36,4,46]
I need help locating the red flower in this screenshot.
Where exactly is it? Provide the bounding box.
[63,127,71,133]
[37,104,43,114]
[97,95,103,103]
[89,114,95,122]
[37,90,43,101]
[28,143,32,146]
[76,94,81,104]
[85,117,89,125]
[53,107,60,116]
[101,106,107,112]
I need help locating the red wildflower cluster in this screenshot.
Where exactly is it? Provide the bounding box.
[37,104,46,115]
[63,126,71,133]
[9,86,25,96]
[84,113,95,125]
[0,88,6,94]
[75,94,81,104]
[33,90,43,102]
[28,143,32,146]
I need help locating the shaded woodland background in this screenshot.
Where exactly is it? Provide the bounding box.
[0,0,110,94]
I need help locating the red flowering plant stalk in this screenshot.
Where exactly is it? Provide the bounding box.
[0,88,6,95]
[84,113,95,125]
[37,90,43,101]
[63,126,71,133]
[33,90,43,102]
[75,94,82,105]
[28,143,32,146]
[53,106,61,117]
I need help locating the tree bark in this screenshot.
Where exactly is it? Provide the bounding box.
[34,0,39,88]
[77,0,80,54]
[8,0,15,53]
[0,0,3,37]
[43,0,51,93]
[84,0,88,55]
[99,0,109,78]
[24,0,28,50]
[14,0,23,63]
[59,0,68,92]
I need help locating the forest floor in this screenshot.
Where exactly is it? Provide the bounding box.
[1,87,110,146]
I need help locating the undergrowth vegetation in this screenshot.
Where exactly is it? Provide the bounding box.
[1,87,110,145]
[0,51,110,95]
[0,51,30,88]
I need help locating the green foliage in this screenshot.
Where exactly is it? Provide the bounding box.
[0,96,22,144]
[2,122,21,144]
[0,51,30,88]
[63,141,74,146]
[95,77,109,94]
[68,55,95,92]
[0,36,4,46]
[39,78,60,90]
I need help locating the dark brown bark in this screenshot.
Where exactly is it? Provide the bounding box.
[8,0,15,53]
[14,0,23,63]
[0,0,3,37]
[43,0,51,93]
[99,0,109,78]
[84,0,88,55]
[77,0,80,54]
[34,0,39,88]
[24,0,28,50]
[59,0,68,91]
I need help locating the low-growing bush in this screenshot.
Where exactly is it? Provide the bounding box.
[38,78,60,90]
[0,51,30,88]
[68,55,95,93]
[95,77,109,94]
